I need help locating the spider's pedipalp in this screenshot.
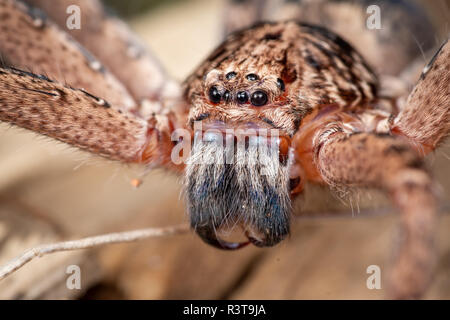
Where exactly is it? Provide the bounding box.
[23,0,176,109]
[0,0,137,113]
[392,38,450,153]
[314,130,438,299]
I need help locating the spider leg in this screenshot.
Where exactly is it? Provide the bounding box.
[392,38,450,153]
[22,0,177,110]
[313,128,438,299]
[0,0,136,113]
[0,67,179,169]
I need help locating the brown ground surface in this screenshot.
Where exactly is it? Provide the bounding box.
[0,0,449,299]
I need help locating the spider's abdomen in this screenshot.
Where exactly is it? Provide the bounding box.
[184,21,379,134]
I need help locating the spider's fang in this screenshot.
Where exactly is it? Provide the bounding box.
[195,226,249,250]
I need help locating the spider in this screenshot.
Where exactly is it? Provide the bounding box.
[0,0,448,299]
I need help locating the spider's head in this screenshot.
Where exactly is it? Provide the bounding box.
[183,66,301,250]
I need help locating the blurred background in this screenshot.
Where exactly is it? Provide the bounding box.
[0,0,449,299]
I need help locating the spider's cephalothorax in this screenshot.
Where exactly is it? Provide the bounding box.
[182,21,379,249]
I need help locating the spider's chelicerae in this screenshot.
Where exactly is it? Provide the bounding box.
[0,0,448,299]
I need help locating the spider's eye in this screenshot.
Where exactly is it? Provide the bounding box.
[277,78,285,91]
[246,73,259,81]
[251,90,268,106]
[236,91,249,104]
[226,72,237,80]
[223,90,231,102]
[208,86,221,103]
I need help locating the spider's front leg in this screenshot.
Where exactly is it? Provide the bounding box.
[0,0,137,112]
[0,0,187,169]
[22,0,172,105]
[392,39,450,154]
[0,0,180,119]
[308,39,450,299]
[0,67,181,169]
[314,130,437,299]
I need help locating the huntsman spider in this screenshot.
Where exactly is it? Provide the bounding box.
[0,0,448,299]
